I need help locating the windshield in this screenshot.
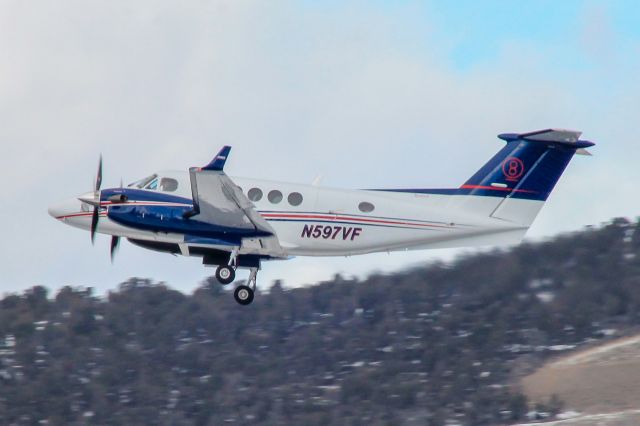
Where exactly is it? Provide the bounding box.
[128,174,158,189]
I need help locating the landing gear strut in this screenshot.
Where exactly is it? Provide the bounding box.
[233,267,258,306]
[216,249,239,285]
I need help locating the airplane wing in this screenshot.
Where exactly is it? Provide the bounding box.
[185,146,285,257]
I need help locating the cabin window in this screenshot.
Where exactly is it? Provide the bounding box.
[359,201,375,213]
[288,192,303,206]
[268,190,283,204]
[248,188,263,202]
[159,178,178,192]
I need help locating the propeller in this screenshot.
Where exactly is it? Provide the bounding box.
[90,155,103,244]
[109,173,125,263]
[79,155,125,262]
[110,236,120,263]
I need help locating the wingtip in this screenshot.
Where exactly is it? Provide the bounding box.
[201,145,233,171]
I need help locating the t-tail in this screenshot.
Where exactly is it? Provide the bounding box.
[458,128,595,225]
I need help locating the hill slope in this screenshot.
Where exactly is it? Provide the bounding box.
[521,333,640,416]
[1,218,640,425]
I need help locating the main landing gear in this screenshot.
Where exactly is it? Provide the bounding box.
[215,265,235,285]
[214,263,258,306]
[231,268,258,305]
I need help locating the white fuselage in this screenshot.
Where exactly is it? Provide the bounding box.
[49,170,539,258]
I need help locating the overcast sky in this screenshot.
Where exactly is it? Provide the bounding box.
[1,0,639,295]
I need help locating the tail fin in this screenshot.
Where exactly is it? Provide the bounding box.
[461,129,594,225]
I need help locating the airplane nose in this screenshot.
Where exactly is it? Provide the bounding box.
[48,199,77,220]
[48,201,65,219]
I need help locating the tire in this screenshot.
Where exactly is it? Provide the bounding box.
[234,285,254,305]
[215,265,235,285]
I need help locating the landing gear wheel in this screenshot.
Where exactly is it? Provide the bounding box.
[234,285,254,305]
[215,265,236,285]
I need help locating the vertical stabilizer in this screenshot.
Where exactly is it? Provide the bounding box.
[460,129,594,225]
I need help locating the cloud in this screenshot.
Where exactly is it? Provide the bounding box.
[0,1,638,294]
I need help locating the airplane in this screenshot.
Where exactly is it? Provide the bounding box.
[48,129,594,305]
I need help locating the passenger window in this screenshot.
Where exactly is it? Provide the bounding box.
[288,192,303,206]
[359,201,375,213]
[159,178,178,192]
[248,188,263,202]
[268,190,283,204]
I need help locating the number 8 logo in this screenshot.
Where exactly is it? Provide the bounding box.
[502,157,524,181]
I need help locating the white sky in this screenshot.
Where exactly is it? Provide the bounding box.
[1,1,639,295]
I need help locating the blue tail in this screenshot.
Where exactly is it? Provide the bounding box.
[462,129,595,201]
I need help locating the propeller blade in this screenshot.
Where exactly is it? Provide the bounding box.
[90,207,100,245]
[90,154,103,245]
[110,236,120,262]
[95,154,103,193]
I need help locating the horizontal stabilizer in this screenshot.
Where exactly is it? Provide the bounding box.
[520,128,581,143]
[498,129,595,149]
[575,148,592,156]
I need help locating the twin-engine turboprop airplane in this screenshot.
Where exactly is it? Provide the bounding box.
[49,129,594,305]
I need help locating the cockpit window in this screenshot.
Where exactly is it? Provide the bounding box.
[145,178,158,190]
[159,178,178,192]
[128,174,158,189]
